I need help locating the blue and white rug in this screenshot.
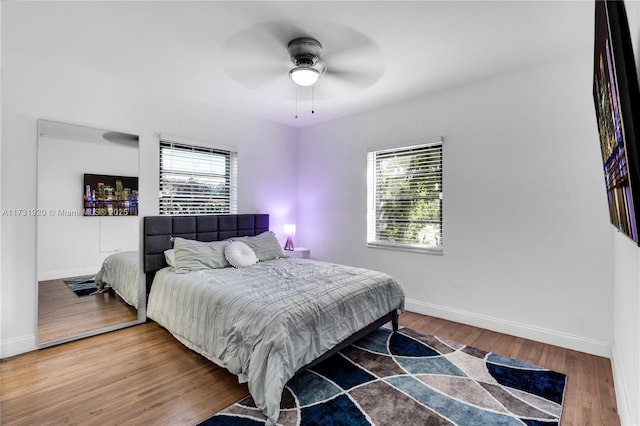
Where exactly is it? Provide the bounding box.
[200,327,566,425]
[63,275,97,296]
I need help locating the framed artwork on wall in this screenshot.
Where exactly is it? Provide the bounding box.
[593,0,640,244]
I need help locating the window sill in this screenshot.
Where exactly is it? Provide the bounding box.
[367,242,443,255]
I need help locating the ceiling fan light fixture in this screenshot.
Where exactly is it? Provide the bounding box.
[289,65,320,87]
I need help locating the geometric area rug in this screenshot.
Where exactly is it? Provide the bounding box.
[198,327,567,426]
[63,275,98,296]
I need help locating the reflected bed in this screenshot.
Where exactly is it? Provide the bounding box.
[95,251,139,309]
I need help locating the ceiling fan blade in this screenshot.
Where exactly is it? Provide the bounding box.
[315,26,384,96]
[327,68,383,85]
[322,36,382,66]
[222,35,285,67]
[225,64,286,89]
[323,63,385,91]
[260,21,309,49]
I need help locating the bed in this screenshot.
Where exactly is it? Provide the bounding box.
[143,214,405,425]
[95,250,140,309]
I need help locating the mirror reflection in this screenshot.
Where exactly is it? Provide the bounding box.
[37,119,142,345]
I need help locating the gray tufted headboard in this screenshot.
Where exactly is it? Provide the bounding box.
[143,213,269,290]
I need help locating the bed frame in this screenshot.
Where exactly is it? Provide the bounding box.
[142,213,399,372]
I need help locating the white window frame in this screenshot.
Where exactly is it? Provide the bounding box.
[159,134,237,215]
[367,137,443,255]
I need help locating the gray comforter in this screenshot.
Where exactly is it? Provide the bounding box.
[146,258,404,424]
[95,250,139,308]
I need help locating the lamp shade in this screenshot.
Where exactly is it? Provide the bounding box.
[283,224,296,237]
[289,66,319,86]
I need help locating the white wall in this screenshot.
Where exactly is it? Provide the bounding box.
[0,3,4,360]
[612,231,640,425]
[298,53,614,357]
[0,50,298,357]
[613,2,640,425]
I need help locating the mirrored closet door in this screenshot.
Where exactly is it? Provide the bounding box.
[36,119,144,346]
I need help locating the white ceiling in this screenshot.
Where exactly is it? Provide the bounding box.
[3,1,594,128]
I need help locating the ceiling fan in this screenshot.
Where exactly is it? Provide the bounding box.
[222,21,385,100]
[287,37,326,87]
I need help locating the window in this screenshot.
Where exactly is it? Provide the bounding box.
[159,137,237,215]
[367,138,443,253]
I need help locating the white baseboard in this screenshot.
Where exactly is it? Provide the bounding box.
[405,298,612,358]
[1,333,36,359]
[610,344,637,426]
[38,267,98,282]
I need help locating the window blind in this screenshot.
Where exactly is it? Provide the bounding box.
[367,140,443,253]
[159,140,237,215]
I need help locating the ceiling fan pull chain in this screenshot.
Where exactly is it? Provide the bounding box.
[295,86,298,119]
[311,86,315,114]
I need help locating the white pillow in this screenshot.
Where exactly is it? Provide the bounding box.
[224,241,258,268]
[172,237,230,273]
[164,249,176,267]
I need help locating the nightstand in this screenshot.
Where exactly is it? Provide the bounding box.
[286,247,310,259]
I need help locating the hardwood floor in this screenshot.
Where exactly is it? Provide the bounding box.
[38,278,137,343]
[1,311,619,425]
